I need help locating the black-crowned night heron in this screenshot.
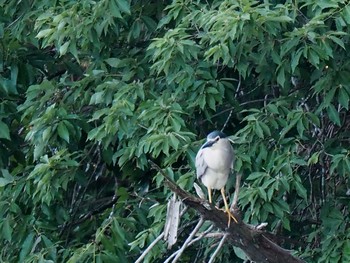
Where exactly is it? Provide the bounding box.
[195,131,238,226]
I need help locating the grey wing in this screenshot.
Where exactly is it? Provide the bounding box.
[229,144,234,170]
[195,148,208,179]
[223,139,234,170]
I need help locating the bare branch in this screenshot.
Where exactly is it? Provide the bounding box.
[164,194,181,249]
[171,218,204,263]
[189,224,215,245]
[148,160,305,263]
[221,109,233,132]
[208,233,228,263]
[135,232,165,263]
[231,173,241,210]
[135,206,188,263]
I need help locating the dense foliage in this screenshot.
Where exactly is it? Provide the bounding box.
[1,0,350,262]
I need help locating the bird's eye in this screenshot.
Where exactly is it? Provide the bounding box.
[215,136,220,141]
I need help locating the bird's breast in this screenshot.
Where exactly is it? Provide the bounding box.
[202,147,232,172]
[201,168,228,190]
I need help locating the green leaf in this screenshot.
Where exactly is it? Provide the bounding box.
[343,5,350,24]
[260,122,271,136]
[280,117,299,138]
[294,181,307,200]
[105,58,121,67]
[169,133,180,150]
[266,16,293,22]
[0,121,10,140]
[328,35,345,49]
[343,239,350,261]
[267,186,275,201]
[317,1,339,9]
[59,41,70,56]
[291,48,303,73]
[89,91,105,105]
[338,87,349,109]
[169,116,182,132]
[116,0,131,14]
[266,103,279,114]
[233,246,248,260]
[282,217,291,231]
[1,169,13,181]
[42,126,52,142]
[308,48,320,67]
[327,104,341,126]
[36,29,53,39]
[296,118,305,137]
[3,217,12,241]
[308,152,320,165]
[207,95,216,110]
[324,87,337,106]
[20,233,35,261]
[57,122,70,143]
[246,172,266,181]
[206,87,219,94]
[258,187,267,201]
[141,16,157,31]
[307,112,320,126]
[276,67,285,87]
[255,121,264,139]
[272,202,284,218]
[0,23,4,38]
[34,143,45,160]
[0,177,12,187]
[109,0,122,18]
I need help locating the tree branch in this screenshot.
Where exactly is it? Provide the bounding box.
[231,173,241,210]
[208,233,228,263]
[149,160,305,263]
[168,218,204,263]
[135,232,165,263]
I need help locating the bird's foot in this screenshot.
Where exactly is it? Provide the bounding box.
[216,206,238,226]
[226,208,238,227]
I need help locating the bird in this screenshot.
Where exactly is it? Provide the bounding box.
[195,130,238,226]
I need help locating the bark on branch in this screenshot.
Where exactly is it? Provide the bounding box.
[149,160,305,263]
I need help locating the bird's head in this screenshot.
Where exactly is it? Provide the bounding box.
[202,130,228,149]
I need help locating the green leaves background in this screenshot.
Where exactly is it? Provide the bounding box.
[1,0,350,262]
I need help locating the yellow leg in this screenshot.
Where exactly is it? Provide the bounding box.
[207,186,212,204]
[221,187,238,226]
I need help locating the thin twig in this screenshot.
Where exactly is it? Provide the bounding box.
[135,207,188,263]
[165,223,215,262]
[171,218,204,262]
[60,144,103,239]
[234,74,242,98]
[201,232,225,238]
[164,218,204,263]
[231,173,241,210]
[210,98,269,120]
[135,232,165,263]
[221,109,233,132]
[189,224,215,245]
[66,195,119,227]
[208,233,228,263]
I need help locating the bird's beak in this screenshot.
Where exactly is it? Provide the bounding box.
[202,140,215,149]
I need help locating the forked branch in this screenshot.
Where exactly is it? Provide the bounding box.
[148,160,305,263]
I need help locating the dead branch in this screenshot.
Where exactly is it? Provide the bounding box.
[166,218,204,263]
[208,233,228,263]
[149,160,305,263]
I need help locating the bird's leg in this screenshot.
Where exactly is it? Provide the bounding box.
[220,187,238,226]
[207,186,213,204]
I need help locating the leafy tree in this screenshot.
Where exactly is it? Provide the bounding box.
[1,0,350,262]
